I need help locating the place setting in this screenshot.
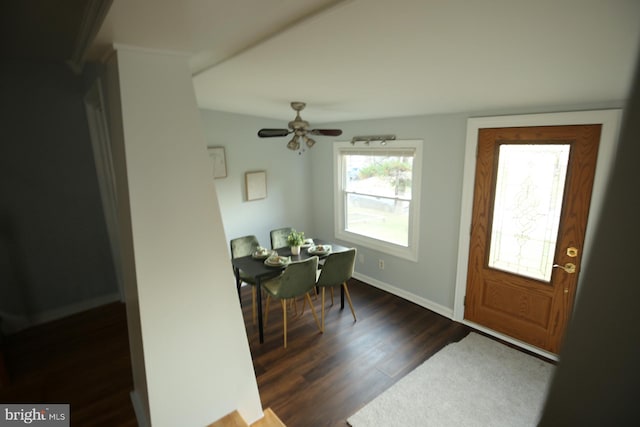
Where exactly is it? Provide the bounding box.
[252,246,291,267]
[251,246,273,260]
[301,238,314,248]
[307,243,332,256]
[263,253,291,268]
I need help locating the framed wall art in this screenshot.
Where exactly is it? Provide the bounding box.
[245,171,267,201]
[207,146,227,179]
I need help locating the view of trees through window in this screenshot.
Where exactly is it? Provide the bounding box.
[343,152,414,246]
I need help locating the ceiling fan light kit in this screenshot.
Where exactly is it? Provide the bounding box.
[258,102,343,153]
[287,136,300,151]
[303,135,315,148]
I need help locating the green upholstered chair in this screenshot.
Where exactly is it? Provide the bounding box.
[270,227,293,250]
[262,256,321,348]
[315,248,357,332]
[230,235,261,324]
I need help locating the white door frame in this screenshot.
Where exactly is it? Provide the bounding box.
[84,78,125,302]
[453,109,622,359]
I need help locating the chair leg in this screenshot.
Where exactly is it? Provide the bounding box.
[330,287,334,305]
[285,298,298,317]
[343,282,356,322]
[252,286,257,325]
[301,291,316,316]
[300,294,307,315]
[306,293,321,333]
[264,295,271,329]
[281,299,288,348]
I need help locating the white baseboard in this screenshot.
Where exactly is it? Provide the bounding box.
[130,390,150,427]
[353,272,454,319]
[351,273,559,361]
[1,293,121,334]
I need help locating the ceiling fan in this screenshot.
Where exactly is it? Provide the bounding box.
[257,102,342,151]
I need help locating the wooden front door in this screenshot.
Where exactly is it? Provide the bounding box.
[464,125,601,354]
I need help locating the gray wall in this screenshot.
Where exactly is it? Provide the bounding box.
[200,100,623,313]
[0,61,118,331]
[309,113,468,310]
[199,109,314,250]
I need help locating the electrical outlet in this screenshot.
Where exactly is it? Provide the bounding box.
[358,254,365,263]
[378,259,384,269]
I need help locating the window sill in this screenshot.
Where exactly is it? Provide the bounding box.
[335,229,418,262]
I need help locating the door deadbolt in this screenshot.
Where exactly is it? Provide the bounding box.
[553,263,576,274]
[566,247,578,257]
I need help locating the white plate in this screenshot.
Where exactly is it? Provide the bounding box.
[252,249,272,259]
[264,256,290,267]
[308,245,331,255]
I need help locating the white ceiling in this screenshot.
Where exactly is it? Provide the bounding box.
[88,0,640,123]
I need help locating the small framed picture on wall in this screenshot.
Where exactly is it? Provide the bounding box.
[245,171,267,201]
[208,146,227,179]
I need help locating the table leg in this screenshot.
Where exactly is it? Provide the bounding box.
[341,285,345,309]
[257,277,264,343]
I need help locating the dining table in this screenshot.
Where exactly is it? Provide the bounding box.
[231,238,350,343]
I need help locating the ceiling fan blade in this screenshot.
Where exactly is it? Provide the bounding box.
[257,128,291,138]
[308,129,343,136]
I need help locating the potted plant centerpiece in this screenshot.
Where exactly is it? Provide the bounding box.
[287,229,305,255]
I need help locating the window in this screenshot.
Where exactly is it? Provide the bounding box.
[334,140,422,261]
[488,144,570,282]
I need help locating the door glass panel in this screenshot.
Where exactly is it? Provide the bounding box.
[488,144,570,282]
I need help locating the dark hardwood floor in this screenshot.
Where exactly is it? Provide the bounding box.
[242,279,471,427]
[0,279,474,427]
[0,302,137,427]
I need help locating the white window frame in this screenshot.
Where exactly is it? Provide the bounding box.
[333,139,422,261]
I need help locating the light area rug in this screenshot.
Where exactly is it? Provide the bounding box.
[347,332,554,427]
